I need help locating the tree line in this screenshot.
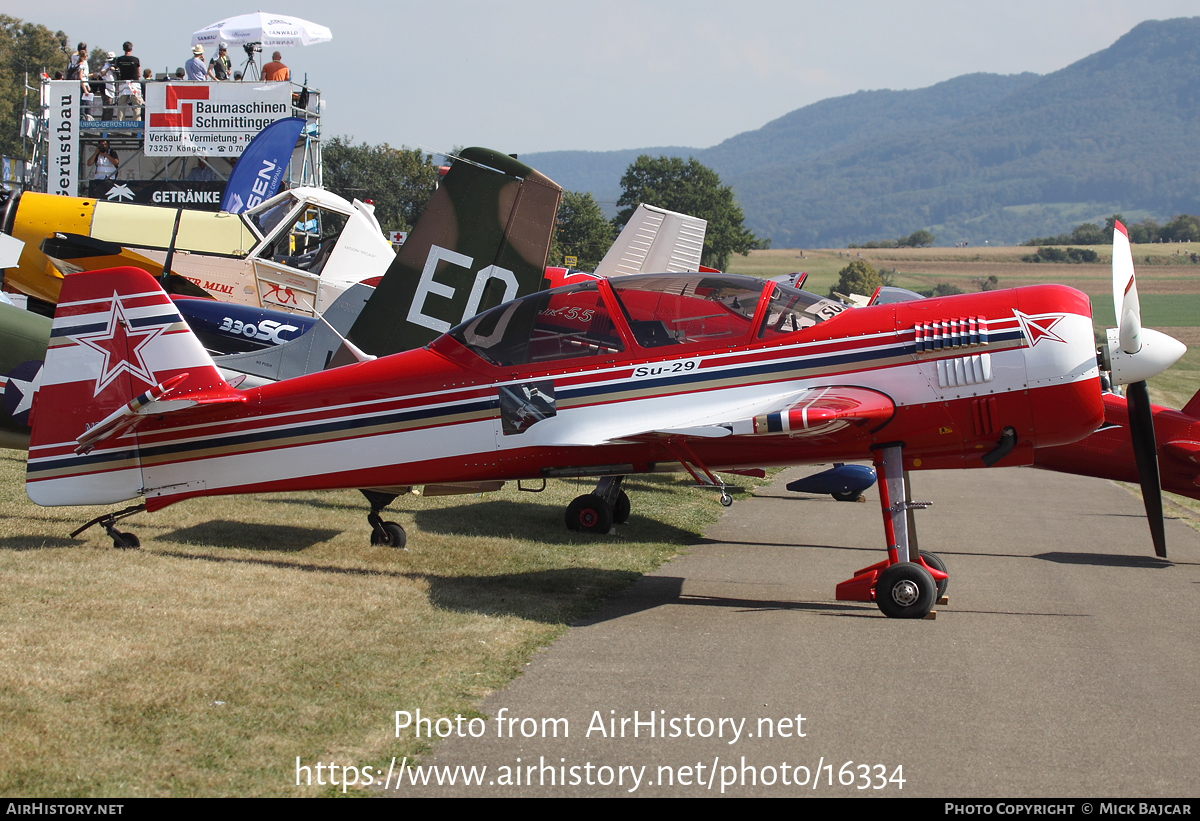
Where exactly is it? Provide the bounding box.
[322,149,768,273]
[1024,214,1200,246]
[0,15,68,161]
[549,155,768,271]
[847,229,935,249]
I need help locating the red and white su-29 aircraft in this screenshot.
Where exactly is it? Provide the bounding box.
[25,246,1183,618]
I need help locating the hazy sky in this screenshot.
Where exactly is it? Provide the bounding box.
[6,1,1196,157]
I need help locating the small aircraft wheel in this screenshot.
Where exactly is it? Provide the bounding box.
[371,521,406,549]
[875,561,936,619]
[111,531,140,549]
[612,490,631,525]
[831,490,860,502]
[565,494,613,533]
[720,492,733,507]
[919,551,949,600]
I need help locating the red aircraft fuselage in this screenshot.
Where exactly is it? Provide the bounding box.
[27,270,1104,514]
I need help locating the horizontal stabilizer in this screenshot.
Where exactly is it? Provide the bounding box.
[1163,440,1200,465]
[1181,388,1200,420]
[41,232,124,260]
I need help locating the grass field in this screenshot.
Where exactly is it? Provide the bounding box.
[2,244,1198,796]
[0,455,769,796]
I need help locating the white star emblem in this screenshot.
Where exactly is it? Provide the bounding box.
[70,293,165,397]
[1,361,43,427]
[1013,310,1067,347]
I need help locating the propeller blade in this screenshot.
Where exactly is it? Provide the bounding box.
[1112,219,1142,354]
[1125,379,1167,558]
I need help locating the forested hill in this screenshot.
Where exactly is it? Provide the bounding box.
[524,72,1038,224]
[524,17,1200,247]
[698,72,1040,179]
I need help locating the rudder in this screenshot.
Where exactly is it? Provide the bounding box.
[27,266,242,506]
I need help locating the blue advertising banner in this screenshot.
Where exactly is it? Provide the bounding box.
[219,116,305,214]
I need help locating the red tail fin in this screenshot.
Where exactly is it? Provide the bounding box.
[1182,387,1200,419]
[27,267,241,506]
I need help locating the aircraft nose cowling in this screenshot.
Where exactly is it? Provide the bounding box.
[1105,327,1187,386]
[1014,284,1105,448]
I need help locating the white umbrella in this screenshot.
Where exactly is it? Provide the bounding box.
[192,12,332,49]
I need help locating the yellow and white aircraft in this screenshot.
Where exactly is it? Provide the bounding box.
[0,188,395,315]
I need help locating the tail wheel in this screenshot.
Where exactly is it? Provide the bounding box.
[919,551,948,600]
[566,494,613,533]
[111,531,140,549]
[875,561,935,619]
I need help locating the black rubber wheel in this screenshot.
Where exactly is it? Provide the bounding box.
[831,490,860,502]
[875,561,936,619]
[370,521,406,548]
[612,490,631,524]
[720,492,733,507]
[919,551,949,600]
[112,531,140,549]
[565,494,613,533]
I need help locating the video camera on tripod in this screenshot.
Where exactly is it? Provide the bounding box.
[239,41,263,80]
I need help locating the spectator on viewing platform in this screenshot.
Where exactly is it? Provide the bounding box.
[187,157,216,182]
[114,42,143,120]
[66,42,88,89]
[208,44,231,81]
[68,43,93,117]
[100,53,116,120]
[262,52,289,82]
[174,67,185,80]
[88,140,119,181]
[186,45,208,81]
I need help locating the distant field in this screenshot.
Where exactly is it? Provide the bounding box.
[727,244,1200,301]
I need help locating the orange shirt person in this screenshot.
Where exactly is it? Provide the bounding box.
[262,52,289,82]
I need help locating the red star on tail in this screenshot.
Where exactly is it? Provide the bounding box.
[71,293,165,397]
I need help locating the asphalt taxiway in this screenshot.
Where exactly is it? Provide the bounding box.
[397,467,1200,797]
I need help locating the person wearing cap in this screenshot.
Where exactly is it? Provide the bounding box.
[208,43,231,81]
[114,42,142,119]
[186,45,208,81]
[262,51,289,82]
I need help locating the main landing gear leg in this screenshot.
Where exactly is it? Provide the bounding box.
[566,476,626,534]
[906,471,949,604]
[361,490,406,549]
[834,445,946,619]
[71,503,145,549]
[593,476,630,524]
